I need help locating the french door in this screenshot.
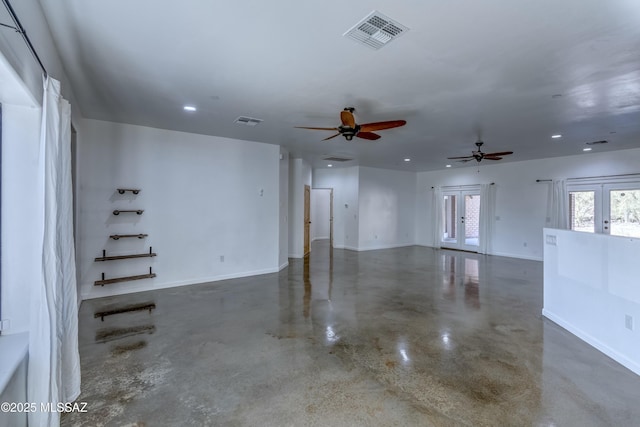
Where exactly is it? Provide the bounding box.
[441,190,481,251]
[569,182,640,238]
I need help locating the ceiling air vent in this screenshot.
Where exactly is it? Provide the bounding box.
[344,10,409,50]
[234,116,263,126]
[323,156,353,162]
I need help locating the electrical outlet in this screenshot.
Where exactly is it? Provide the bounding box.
[545,235,557,245]
[625,315,634,330]
[0,319,10,331]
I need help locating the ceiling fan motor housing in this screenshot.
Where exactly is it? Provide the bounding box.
[339,124,360,140]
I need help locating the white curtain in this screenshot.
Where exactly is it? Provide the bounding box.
[28,76,81,427]
[431,186,443,247]
[479,183,496,254]
[547,179,568,229]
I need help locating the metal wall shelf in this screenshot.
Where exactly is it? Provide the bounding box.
[117,188,140,194]
[109,234,148,240]
[95,247,156,262]
[94,267,156,286]
[113,209,144,215]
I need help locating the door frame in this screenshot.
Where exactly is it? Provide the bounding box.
[304,185,311,255]
[311,187,334,248]
[569,181,640,236]
[441,188,481,252]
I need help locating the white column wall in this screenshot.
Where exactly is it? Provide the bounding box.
[78,119,280,299]
[278,148,289,269]
[288,158,311,258]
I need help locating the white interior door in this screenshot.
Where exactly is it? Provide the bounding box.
[441,190,481,251]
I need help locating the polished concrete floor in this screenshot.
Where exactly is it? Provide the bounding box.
[63,241,640,426]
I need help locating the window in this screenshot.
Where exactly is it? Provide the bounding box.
[568,179,640,238]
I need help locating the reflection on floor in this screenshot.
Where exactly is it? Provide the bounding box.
[63,240,640,426]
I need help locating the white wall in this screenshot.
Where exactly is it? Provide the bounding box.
[288,158,311,258]
[358,167,416,250]
[1,103,41,334]
[416,148,640,260]
[313,166,360,250]
[311,188,331,241]
[77,119,281,299]
[543,228,640,376]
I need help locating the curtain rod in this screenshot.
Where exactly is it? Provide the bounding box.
[536,172,640,183]
[1,0,48,76]
[431,183,494,189]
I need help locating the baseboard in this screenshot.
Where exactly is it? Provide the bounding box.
[81,266,281,301]
[279,261,289,271]
[356,243,415,252]
[312,237,329,242]
[491,251,543,262]
[542,309,640,377]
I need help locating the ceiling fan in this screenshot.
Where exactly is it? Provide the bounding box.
[295,107,406,141]
[448,141,514,163]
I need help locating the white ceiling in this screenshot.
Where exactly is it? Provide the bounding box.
[36,0,640,171]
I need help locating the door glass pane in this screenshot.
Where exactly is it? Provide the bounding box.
[464,194,480,246]
[609,189,640,238]
[442,195,457,243]
[569,191,595,233]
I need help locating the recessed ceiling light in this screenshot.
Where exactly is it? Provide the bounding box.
[183,105,196,112]
[327,164,333,167]
[446,164,452,168]
[583,147,592,152]
[404,158,411,162]
[551,134,562,139]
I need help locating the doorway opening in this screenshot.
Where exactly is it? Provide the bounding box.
[311,188,334,248]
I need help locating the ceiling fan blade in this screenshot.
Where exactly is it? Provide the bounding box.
[356,131,381,140]
[483,151,513,156]
[295,126,339,131]
[322,133,341,141]
[447,155,474,159]
[359,120,407,132]
[483,156,503,160]
[340,110,356,127]
[458,159,473,163]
